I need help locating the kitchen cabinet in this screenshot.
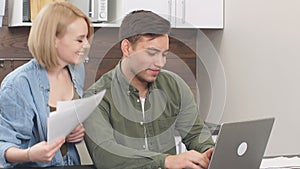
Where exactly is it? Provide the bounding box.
[8,0,223,28]
[0,0,5,27]
[122,0,223,28]
[175,0,223,28]
[121,0,176,26]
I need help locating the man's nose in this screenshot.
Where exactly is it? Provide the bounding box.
[154,54,166,68]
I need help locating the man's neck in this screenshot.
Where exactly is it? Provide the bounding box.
[131,78,148,98]
[120,59,149,97]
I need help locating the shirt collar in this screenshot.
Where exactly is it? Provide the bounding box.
[33,59,50,91]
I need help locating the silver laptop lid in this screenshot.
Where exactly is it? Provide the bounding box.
[208,117,275,169]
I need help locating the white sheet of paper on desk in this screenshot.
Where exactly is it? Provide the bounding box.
[260,156,300,168]
[47,90,106,143]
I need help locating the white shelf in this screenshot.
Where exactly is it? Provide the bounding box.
[9,21,120,28]
[92,22,120,27]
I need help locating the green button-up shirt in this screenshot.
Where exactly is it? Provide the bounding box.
[83,62,214,169]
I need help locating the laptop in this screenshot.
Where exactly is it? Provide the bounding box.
[208,117,275,169]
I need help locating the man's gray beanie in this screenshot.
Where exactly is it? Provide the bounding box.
[119,10,171,41]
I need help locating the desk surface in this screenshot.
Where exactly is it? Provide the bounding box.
[2,157,299,169]
[3,165,95,169]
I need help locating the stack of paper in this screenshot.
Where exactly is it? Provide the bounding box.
[47,90,106,143]
[260,156,300,169]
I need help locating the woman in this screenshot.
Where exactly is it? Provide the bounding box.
[0,2,93,167]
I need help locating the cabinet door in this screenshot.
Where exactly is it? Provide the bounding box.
[175,0,223,28]
[122,0,176,26]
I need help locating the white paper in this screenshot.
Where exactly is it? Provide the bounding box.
[260,156,300,168]
[47,90,106,143]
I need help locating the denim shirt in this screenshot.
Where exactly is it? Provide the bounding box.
[0,59,84,168]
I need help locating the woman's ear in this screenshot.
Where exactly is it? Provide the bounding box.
[120,39,131,58]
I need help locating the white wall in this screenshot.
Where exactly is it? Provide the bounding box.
[202,0,300,156]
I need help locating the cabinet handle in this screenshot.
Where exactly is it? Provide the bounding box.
[168,0,172,23]
[89,0,95,18]
[181,0,186,24]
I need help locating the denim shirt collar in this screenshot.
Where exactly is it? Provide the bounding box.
[34,59,50,95]
[68,64,84,97]
[33,59,84,98]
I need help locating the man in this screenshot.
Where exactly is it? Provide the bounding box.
[84,10,214,169]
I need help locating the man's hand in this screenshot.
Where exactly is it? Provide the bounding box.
[165,148,214,169]
[66,124,85,143]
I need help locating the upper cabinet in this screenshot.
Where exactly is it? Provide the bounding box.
[0,0,5,27]
[8,0,223,28]
[122,0,223,29]
[175,0,223,28]
[122,1,176,26]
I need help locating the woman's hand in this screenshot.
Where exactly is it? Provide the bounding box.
[28,137,65,162]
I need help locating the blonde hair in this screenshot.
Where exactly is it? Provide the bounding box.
[28,2,94,69]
